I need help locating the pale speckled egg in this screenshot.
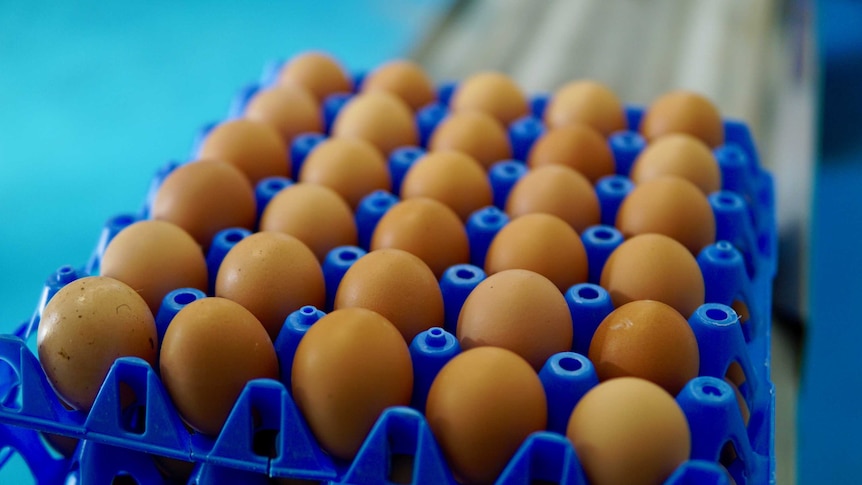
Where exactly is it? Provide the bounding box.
[331,91,418,155]
[450,72,529,125]
[197,119,289,185]
[629,133,721,194]
[400,151,493,221]
[361,59,436,111]
[544,80,627,136]
[299,137,390,209]
[277,52,352,102]
[505,164,601,233]
[244,84,323,143]
[527,124,616,183]
[640,90,724,148]
[428,111,512,170]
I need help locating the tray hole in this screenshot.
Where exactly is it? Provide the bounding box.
[558,356,583,372]
[224,230,245,243]
[531,481,557,485]
[111,473,139,484]
[577,286,599,300]
[40,432,77,459]
[0,358,22,411]
[719,440,745,485]
[173,291,197,305]
[456,268,477,280]
[705,308,729,322]
[120,385,146,435]
[252,429,280,458]
[388,453,414,484]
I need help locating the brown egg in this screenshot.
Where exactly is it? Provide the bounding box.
[160,297,278,436]
[566,377,690,485]
[505,165,600,233]
[371,198,469,277]
[589,300,699,395]
[640,90,724,148]
[458,269,572,369]
[361,59,436,111]
[259,183,357,261]
[450,72,529,125]
[331,91,418,154]
[38,276,157,411]
[544,80,627,136]
[726,377,751,426]
[151,160,256,247]
[629,134,721,193]
[528,125,616,183]
[615,176,716,254]
[292,308,413,460]
[485,213,588,292]
[600,234,705,317]
[244,84,323,143]
[428,111,512,170]
[298,137,390,209]
[426,347,547,484]
[277,52,352,102]
[335,249,444,342]
[100,220,208,313]
[400,151,493,220]
[215,232,325,340]
[197,119,289,185]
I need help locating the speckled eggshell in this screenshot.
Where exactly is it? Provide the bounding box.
[428,111,512,170]
[100,220,208,314]
[277,52,352,102]
[298,137,390,209]
[505,164,601,233]
[244,84,323,143]
[151,159,256,247]
[38,276,157,411]
[197,119,289,185]
[640,90,724,148]
[400,151,493,221]
[361,59,436,111]
[527,124,616,183]
[600,233,705,317]
[629,133,721,194]
[426,347,547,484]
[292,308,413,460]
[450,72,529,125]
[544,80,627,136]
[331,91,418,154]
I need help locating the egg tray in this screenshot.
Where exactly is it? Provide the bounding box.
[0,60,777,485]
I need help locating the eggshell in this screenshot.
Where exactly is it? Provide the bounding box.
[505,164,600,232]
[259,183,357,261]
[426,347,547,484]
[361,59,436,111]
[566,377,690,485]
[450,72,529,125]
[527,124,616,183]
[160,297,278,436]
[100,220,208,313]
[291,308,413,460]
[588,300,699,394]
[428,111,512,170]
[615,176,716,254]
[244,84,323,143]
[629,133,721,193]
[37,276,157,411]
[331,91,418,154]
[640,90,724,147]
[544,80,626,136]
[485,213,588,292]
[600,233,705,317]
[298,137,390,209]
[400,151,493,221]
[457,269,572,369]
[151,159,256,247]
[277,52,352,102]
[197,119,289,185]
[371,198,469,277]
[335,249,444,343]
[215,232,325,341]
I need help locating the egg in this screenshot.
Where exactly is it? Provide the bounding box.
[457,269,572,369]
[629,134,721,193]
[400,151,493,221]
[566,377,690,485]
[215,232,325,341]
[331,91,418,154]
[600,233,705,317]
[428,111,512,170]
[505,164,600,233]
[527,124,616,183]
[37,276,157,411]
[450,72,529,125]
[485,213,588,292]
[425,347,547,484]
[244,84,323,143]
[371,198,469,277]
[151,160,256,247]
[259,183,357,261]
[100,220,208,313]
[334,248,444,342]
[615,176,716,254]
[589,300,700,394]
[544,80,627,136]
[640,90,724,148]
[197,119,289,185]
[361,59,436,111]
[277,52,352,102]
[160,297,278,436]
[291,308,413,460]
[298,137,390,209]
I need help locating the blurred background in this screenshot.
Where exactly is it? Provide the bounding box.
[1,0,859,483]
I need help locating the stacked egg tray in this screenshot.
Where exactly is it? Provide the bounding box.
[0,58,776,485]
